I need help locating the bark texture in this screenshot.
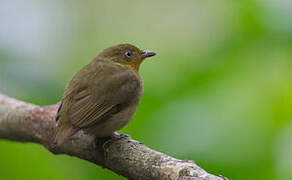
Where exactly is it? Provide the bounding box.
[0,93,226,180]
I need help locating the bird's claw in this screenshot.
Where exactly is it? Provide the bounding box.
[101,133,130,151]
[110,132,130,139]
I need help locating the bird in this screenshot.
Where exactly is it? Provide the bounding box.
[54,43,156,145]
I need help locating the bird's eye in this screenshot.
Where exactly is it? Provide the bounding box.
[125,50,133,58]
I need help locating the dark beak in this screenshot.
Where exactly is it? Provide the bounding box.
[141,51,156,59]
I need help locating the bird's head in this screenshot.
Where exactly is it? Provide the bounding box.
[98,43,156,71]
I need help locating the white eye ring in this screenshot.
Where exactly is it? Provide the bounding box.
[125,50,133,58]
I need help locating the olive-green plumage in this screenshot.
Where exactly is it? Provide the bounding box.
[54,43,156,145]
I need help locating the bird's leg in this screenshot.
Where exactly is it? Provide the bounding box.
[95,132,131,152]
[103,132,131,150]
[111,132,130,139]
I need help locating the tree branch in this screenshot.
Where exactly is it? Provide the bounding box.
[0,93,226,180]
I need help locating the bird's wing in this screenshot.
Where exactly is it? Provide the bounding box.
[57,69,141,129]
[67,89,118,128]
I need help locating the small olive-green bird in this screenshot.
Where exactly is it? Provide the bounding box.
[54,43,156,145]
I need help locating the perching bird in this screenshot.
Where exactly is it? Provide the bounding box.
[54,43,156,145]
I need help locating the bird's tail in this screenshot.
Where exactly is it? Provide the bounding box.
[54,122,76,146]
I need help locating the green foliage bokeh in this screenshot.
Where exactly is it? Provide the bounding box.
[0,0,292,180]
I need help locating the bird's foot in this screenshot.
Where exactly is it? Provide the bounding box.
[101,133,130,151]
[111,132,130,139]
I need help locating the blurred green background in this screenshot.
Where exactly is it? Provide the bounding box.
[0,0,292,179]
